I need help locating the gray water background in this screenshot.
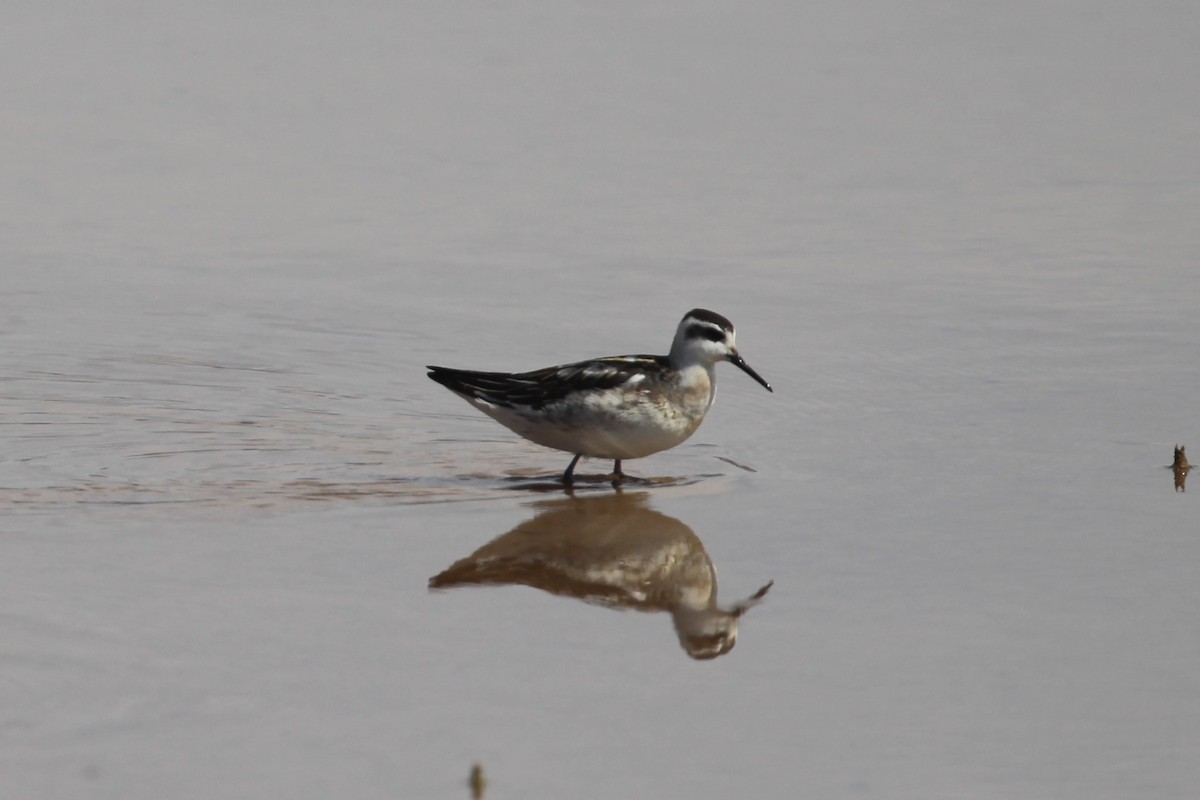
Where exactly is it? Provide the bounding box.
[3,2,1199,798]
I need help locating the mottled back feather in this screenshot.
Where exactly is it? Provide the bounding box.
[428,356,668,410]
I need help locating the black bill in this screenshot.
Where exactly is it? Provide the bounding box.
[728,352,773,392]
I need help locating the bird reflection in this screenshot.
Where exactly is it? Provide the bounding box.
[429,492,772,660]
[1172,444,1190,492]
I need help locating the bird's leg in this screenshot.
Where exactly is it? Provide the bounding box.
[611,459,625,485]
[563,453,582,486]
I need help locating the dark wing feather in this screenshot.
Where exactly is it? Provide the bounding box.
[427,356,666,410]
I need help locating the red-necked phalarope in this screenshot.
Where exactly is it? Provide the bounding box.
[427,308,773,485]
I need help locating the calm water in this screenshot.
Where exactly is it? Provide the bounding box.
[3,2,1199,798]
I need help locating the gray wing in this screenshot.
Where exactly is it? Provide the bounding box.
[427,355,666,409]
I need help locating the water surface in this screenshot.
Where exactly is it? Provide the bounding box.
[3,2,1199,798]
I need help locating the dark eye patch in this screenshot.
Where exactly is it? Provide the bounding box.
[686,323,727,343]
